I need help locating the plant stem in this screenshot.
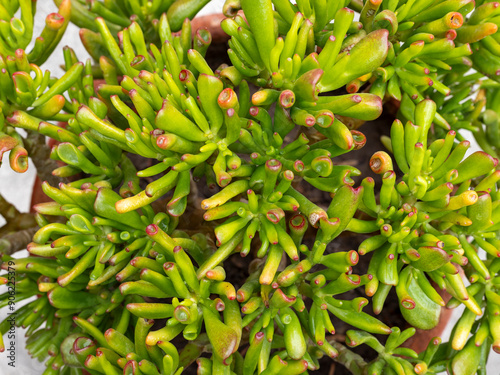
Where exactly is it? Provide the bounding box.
[24,131,68,186]
[0,226,38,255]
[0,193,37,239]
[0,193,20,221]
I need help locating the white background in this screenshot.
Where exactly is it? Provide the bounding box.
[0,1,498,374]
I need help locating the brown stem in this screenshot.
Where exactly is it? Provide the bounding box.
[0,226,38,255]
[0,193,20,221]
[329,339,368,375]
[0,212,37,237]
[0,192,37,238]
[23,131,68,187]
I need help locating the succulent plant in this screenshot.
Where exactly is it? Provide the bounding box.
[1,0,500,374]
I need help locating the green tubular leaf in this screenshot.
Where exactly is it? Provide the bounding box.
[451,336,482,375]
[281,307,307,360]
[94,187,145,230]
[399,268,441,330]
[202,305,238,365]
[318,29,389,92]
[240,0,275,72]
[326,299,392,335]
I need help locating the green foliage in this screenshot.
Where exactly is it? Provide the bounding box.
[1,0,500,374]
